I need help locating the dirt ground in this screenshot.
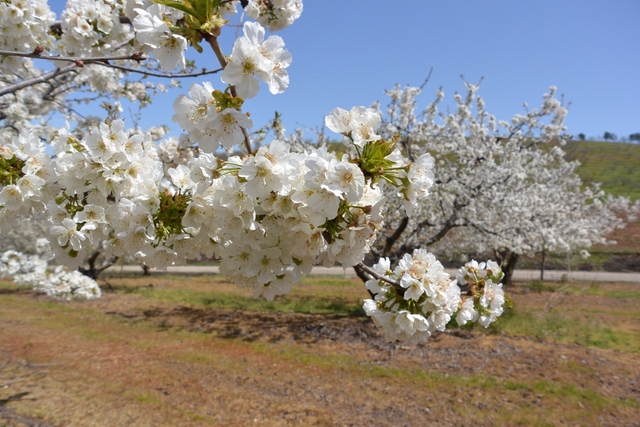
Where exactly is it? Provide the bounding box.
[1,277,639,427]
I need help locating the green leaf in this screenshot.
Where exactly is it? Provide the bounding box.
[152,0,205,22]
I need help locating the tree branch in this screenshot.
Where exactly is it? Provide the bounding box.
[0,49,147,65]
[203,32,254,155]
[356,262,405,296]
[92,61,223,79]
[383,216,409,257]
[0,63,77,97]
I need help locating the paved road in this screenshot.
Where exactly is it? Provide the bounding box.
[104,265,640,283]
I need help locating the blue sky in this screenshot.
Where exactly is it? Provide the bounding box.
[48,0,640,141]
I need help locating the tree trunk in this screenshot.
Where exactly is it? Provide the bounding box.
[494,249,519,287]
[141,264,151,276]
[77,251,118,281]
[78,250,101,280]
[540,248,546,282]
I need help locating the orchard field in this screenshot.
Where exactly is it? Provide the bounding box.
[515,140,640,273]
[1,273,639,426]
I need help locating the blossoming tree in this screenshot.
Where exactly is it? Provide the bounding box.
[1,0,517,343]
[354,82,639,286]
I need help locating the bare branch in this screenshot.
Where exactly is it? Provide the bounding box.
[0,63,77,97]
[92,61,223,79]
[356,262,405,295]
[0,49,147,65]
[383,216,409,257]
[0,59,222,99]
[418,67,434,90]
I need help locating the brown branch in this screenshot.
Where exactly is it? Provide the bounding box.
[383,216,409,257]
[0,63,77,97]
[0,57,222,99]
[203,32,254,155]
[92,61,223,79]
[0,49,147,65]
[423,216,458,247]
[356,262,405,296]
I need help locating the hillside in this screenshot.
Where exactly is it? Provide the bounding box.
[563,140,640,200]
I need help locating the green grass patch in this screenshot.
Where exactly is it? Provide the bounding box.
[525,281,557,293]
[111,279,366,316]
[484,308,640,352]
[564,140,640,200]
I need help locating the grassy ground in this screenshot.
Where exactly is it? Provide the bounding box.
[1,274,639,426]
[564,140,640,201]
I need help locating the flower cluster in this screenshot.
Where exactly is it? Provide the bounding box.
[172,82,253,151]
[133,4,188,72]
[0,250,101,300]
[212,141,385,299]
[0,0,55,71]
[245,0,303,31]
[325,106,435,216]
[46,119,165,270]
[0,131,53,232]
[1,97,433,302]
[363,252,507,343]
[363,250,462,344]
[221,21,292,99]
[455,260,506,327]
[59,0,132,57]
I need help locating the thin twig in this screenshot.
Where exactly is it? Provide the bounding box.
[203,32,254,155]
[356,262,405,296]
[92,61,223,78]
[0,49,146,64]
[0,63,77,97]
[419,67,434,90]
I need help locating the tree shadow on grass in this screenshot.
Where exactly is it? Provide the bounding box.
[106,305,381,346]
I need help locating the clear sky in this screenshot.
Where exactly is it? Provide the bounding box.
[48,0,640,142]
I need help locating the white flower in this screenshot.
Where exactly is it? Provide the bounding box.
[324,108,353,135]
[403,153,435,216]
[172,82,217,132]
[240,156,283,199]
[209,109,253,149]
[350,107,381,147]
[456,298,478,326]
[364,257,392,295]
[221,21,292,98]
[325,106,381,147]
[0,185,24,210]
[168,164,197,193]
[75,204,106,232]
[221,29,268,99]
[245,0,303,31]
[478,280,505,328]
[133,7,187,71]
[324,159,365,201]
[50,218,86,251]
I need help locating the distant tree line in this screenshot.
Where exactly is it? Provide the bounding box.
[574,132,640,143]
